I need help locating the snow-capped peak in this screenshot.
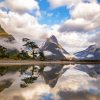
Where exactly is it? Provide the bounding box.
[86,45,97,52]
[74,44,100,60]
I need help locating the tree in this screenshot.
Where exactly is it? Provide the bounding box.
[0,45,7,58]
[19,50,30,59]
[23,38,39,60]
[23,41,38,49]
[6,49,20,59]
[39,50,45,61]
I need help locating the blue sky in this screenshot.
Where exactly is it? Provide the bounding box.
[37,0,70,25]
[97,0,100,2]
[0,0,3,2]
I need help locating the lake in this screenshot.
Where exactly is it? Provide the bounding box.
[0,64,100,100]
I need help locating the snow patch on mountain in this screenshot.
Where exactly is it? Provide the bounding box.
[44,50,55,56]
[74,45,100,60]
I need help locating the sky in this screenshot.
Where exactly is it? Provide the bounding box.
[0,0,100,53]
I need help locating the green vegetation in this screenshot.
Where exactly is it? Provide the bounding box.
[0,65,45,89]
[18,50,30,60]
[0,80,13,92]
[39,50,45,61]
[22,38,45,60]
[0,38,45,60]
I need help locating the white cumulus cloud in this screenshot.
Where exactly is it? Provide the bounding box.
[71,2,100,20]
[0,0,39,14]
[48,0,96,8]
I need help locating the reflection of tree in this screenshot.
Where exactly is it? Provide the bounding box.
[0,79,13,92]
[0,67,8,76]
[21,77,37,84]
[0,66,21,76]
[0,65,31,77]
[0,65,45,89]
[19,66,29,75]
[21,66,38,84]
[20,65,44,88]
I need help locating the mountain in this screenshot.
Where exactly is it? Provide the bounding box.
[0,25,15,42]
[0,25,8,37]
[42,35,70,60]
[74,45,100,60]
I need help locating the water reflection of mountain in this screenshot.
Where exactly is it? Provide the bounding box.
[0,64,100,89]
[74,64,98,77]
[0,64,100,100]
[43,64,69,88]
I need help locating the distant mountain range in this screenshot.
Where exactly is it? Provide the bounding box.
[74,45,100,60]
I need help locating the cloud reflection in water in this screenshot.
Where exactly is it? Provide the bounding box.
[0,64,100,100]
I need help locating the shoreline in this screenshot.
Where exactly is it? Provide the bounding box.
[0,60,100,66]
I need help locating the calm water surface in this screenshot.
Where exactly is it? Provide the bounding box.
[0,64,100,100]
